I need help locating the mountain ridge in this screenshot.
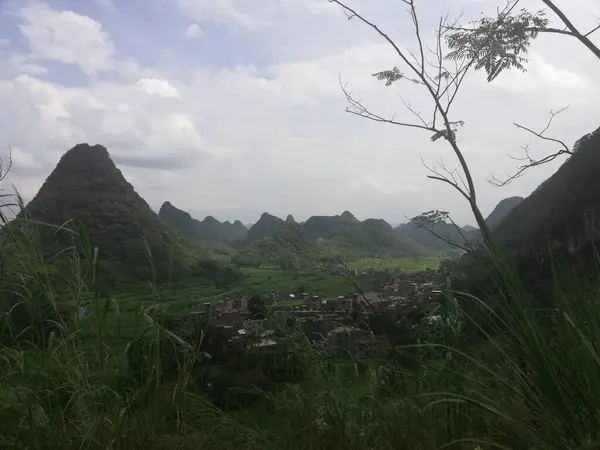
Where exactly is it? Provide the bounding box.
[159,201,247,246]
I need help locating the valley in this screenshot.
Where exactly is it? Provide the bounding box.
[2,0,600,449]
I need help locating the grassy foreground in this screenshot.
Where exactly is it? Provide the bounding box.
[3,233,600,449]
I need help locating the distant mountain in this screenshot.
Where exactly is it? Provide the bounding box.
[396,221,473,254]
[340,210,359,223]
[235,212,287,247]
[234,211,423,258]
[485,196,524,230]
[394,197,524,254]
[159,201,202,239]
[231,220,248,239]
[17,144,196,281]
[285,214,296,224]
[236,221,315,267]
[302,212,423,258]
[201,215,247,242]
[158,201,246,249]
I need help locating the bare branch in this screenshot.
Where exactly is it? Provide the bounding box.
[330,0,496,251]
[409,210,473,253]
[488,107,572,187]
[421,157,471,202]
[397,94,430,129]
[540,0,600,60]
[340,79,437,133]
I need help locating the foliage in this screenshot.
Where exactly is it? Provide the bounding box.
[247,294,266,319]
[446,6,549,81]
[302,213,423,259]
[402,210,476,253]
[13,144,195,283]
[7,183,600,449]
[158,201,246,246]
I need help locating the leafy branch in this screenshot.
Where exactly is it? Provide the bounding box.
[330,0,496,252]
[410,210,475,253]
[446,0,600,82]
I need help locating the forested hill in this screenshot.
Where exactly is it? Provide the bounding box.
[158,201,247,244]
[17,144,196,281]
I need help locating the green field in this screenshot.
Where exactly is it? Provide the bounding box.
[346,256,442,271]
[78,265,368,359]
[108,257,439,314]
[89,258,433,340]
[107,267,361,314]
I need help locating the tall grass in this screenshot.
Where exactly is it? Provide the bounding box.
[2,212,600,448]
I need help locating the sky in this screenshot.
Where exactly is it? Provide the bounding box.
[0,0,599,226]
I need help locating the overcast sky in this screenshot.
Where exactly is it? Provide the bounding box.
[0,0,599,226]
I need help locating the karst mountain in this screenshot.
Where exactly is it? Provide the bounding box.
[17,144,195,281]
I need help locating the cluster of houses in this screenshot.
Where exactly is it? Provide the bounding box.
[172,268,447,361]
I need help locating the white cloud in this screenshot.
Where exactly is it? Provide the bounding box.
[487,53,595,101]
[174,0,335,29]
[11,146,40,170]
[136,77,181,98]
[17,2,115,76]
[2,0,600,225]
[184,23,203,38]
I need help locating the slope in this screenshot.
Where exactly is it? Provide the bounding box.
[494,128,600,255]
[302,212,423,258]
[458,126,600,294]
[234,212,286,247]
[16,144,197,282]
[485,196,524,230]
[396,197,523,254]
[235,222,316,267]
[158,202,243,252]
[396,221,473,254]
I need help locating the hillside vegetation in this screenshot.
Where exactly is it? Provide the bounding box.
[158,201,241,255]
[14,144,196,282]
[485,196,524,230]
[11,144,240,287]
[456,128,600,296]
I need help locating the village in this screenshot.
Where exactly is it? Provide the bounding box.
[171,266,448,360]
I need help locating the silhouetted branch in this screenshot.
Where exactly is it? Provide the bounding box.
[409,210,473,253]
[540,0,600,60]
[330,0,495,251]
[446,0,600,81]
[488,106,572,187]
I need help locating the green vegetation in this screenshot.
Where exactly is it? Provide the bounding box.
[13,144,206,283]
[4,0,600,448]
[158,201,245,249]
[110,266,371,312]
[347,256,442,271]
[485,196,524,230]
[5,216,600,449]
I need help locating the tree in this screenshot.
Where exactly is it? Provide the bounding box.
[247,294,267,319]
[445,0,600,185]
[330,0,496,253]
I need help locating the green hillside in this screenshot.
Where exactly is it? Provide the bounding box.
[13,144,234,284]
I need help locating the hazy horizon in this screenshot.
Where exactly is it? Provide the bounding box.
[1,0,598,226]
